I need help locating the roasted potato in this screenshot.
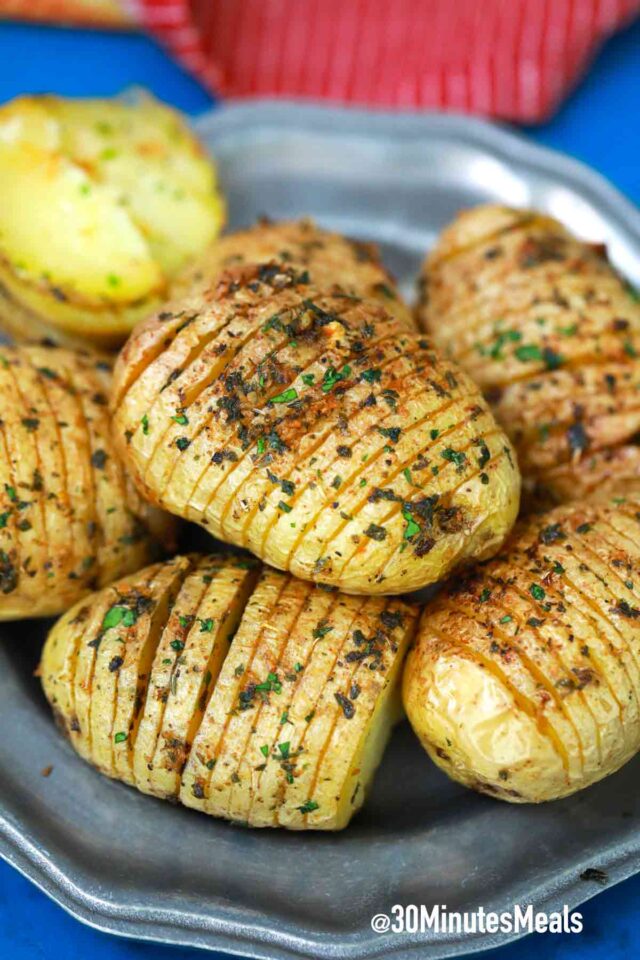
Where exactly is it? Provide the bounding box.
[418,205,640,504]
[0,94,224,348]
[112,264,520,595]
[41,553,419,830]
[0,343,174,619]
[403,490,640,802]
[175,218,413,328]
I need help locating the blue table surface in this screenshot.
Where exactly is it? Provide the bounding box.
[1,16,640,960]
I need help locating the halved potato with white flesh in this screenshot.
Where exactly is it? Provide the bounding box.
[0,344,175,620]
[41,554,418,829]
[113,266,520,595]
[174,219,413,328]
[0,94,224,347]
[418,205,640,504]
[403,489,640,803]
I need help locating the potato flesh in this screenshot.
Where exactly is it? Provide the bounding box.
[41,554,419,830]
[418,205,640,501]
[403,492,640,802]
[174,219,413,329]
[0,94,224,345]
[112,268,520,595]
[0,345,174,620]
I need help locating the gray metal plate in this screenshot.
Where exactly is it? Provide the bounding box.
[2,102,640,960]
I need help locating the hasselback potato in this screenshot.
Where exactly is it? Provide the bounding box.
[41,553,419,830]
[403,490,640,802]
[418,205,640,504]
[0,344,174,619]
[174,218,413,328]
[112,263,520,595]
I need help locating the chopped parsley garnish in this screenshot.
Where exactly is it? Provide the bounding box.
[530,583,546,602]
[441,447,467,471]
[297,799,319,814]
[141,414,150,435]
[172,411,189,425]
[114,732,127,744]
[270,387,298,404]
[102,605,137,630]
[322,364,352,392]
[482,328,521,359]
[402,509,421,540]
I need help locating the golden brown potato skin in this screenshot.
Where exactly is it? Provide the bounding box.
[174,218,413,328]
[41,553,419,830]
[418,205,640,502]
[403,491,640,803]
[112,264,520,595]
[0,344,175,619]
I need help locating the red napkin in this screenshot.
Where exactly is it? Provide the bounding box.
[3,0,639,121]
[129,0,640,121]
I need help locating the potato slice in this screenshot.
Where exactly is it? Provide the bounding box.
[305,600,417,829]
[419,205,640,504]
[40,594,94,737]
[42,555,416,829]
[187,573,312,820]
[279,595,386,828]
[403,490,640,803]
[180,567,287,811]
[0,344,175,620]
[113,268,520,595]
[148,558,259,799]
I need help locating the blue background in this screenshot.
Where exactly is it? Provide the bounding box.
[1,15,640,960]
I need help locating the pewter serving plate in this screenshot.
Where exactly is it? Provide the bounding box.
[2,102,640,960]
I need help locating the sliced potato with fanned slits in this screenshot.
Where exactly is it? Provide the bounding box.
[0,344,175,620]
[113,265,520,595]
[403,489,640,803]
[41,554,418,830]
[418,205,640,505]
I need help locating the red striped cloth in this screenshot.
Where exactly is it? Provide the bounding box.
[4,0,640,121]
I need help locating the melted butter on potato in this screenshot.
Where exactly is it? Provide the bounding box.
[112,263,520,595]
[40,554,419,830]
[404,490,640,802]
[0,93,224,348]
[419,205,640,505]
